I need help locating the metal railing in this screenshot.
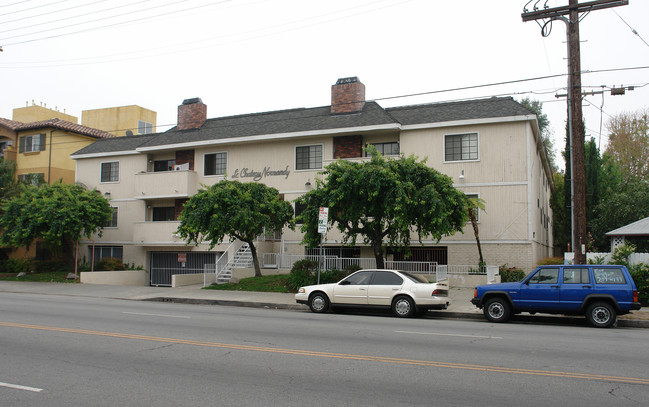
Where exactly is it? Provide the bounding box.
[261,253,499,283]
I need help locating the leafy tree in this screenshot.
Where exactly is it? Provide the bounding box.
[0,182,112,261]
[0,158,20,203]
[177,180,294,277]
[605,108,649,181]
[550,172,569,255]
[520,97,557,171]
[296,147,468,268]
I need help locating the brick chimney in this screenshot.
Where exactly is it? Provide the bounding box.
[177,98,207,130]
[331,77,365,114]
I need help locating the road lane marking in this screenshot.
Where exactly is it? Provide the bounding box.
[0,381,43,392]
[394,330,503,339]
[1,321,647,385]
[122,312,190,319]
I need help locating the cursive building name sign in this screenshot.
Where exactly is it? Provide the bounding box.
[231,166,290,181]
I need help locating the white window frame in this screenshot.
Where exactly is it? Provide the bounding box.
[138,120,153,135]
[100,161,120,183]
[203,151,228,177]
[106,207,118,228]
[295,144,323,171]
[444,132,479,163]
[20,134,45,153]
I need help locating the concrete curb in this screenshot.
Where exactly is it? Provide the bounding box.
[142,296,649,328]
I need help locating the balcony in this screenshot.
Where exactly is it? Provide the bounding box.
[134,170,197,199]
[132,221,184,245]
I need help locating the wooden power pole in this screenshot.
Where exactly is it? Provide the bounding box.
[522,0,628,264]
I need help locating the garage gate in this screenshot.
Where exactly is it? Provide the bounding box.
[150,251,217,287]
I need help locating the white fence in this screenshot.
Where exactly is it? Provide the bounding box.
[260,253,498,283]
[564,252,649,265]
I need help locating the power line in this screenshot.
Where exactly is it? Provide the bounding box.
[0,0,108,28]
[0,0,68,17]
[612,8,649,48]
[0,0,36,9]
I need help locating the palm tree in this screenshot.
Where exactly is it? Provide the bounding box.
[467,197,486,267]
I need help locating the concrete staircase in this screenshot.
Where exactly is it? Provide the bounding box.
[216,243,253,284]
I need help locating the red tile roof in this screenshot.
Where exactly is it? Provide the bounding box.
[0,117,115,139]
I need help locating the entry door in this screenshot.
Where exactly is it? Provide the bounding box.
[333,271,373,305]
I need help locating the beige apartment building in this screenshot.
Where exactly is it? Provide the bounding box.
[72,77,553,286]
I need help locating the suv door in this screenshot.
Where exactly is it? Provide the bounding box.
[518,267,561,311]
[333,271,373,305]
[559,267,593,311]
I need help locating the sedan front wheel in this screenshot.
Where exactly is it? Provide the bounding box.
[308,292,330,313]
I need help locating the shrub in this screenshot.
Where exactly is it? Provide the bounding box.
[630,263,649,306]
[318,268,351,284]
[500,264,525,282]
[286,259,319,292]
[0,258,33,274]
[538,257,564,265]
[95,257,126,271]
[609,243,636,267]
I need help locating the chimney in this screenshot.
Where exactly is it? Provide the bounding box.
[177,98,207,130]
[331,77,365,114]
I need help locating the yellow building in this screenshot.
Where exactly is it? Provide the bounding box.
[82,105,157,137]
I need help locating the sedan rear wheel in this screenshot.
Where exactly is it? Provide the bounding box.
[392,296,415,318]
[308,292,329,313]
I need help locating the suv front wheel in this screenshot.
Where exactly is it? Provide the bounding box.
[484,297,511,323]
[586,301,616,328]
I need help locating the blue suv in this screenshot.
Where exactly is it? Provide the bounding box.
[471,265,641,328]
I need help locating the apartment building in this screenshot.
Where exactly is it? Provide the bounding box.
[71,77,554,285]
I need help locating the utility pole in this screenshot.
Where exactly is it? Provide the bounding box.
[522,0,628,264]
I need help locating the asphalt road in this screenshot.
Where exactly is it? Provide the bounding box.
[1,292,648,406]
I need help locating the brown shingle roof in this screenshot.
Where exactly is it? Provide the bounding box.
[0,117,24,130]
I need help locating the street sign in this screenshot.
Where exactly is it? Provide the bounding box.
[318,207,328,234]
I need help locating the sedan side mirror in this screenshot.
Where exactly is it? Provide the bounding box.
[339,280,351,286]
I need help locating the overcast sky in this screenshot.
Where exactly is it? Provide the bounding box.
[1,0,648,169]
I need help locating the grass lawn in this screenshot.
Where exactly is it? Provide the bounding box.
[204,274,291,293]
[0,271,79,283]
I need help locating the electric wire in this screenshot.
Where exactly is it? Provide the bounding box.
[612,8,649,48]
[0,0,68,17]
[0,0,108,28]
[0,0,36,8]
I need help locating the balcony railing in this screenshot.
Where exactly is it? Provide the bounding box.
[133,221,183,244]
[134,170,197,199]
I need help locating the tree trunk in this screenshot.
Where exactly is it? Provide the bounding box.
[372,240,385,269]
[469,208,484,265]
[248,240,262,277]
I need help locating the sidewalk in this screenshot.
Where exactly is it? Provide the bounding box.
[0,281,647,328]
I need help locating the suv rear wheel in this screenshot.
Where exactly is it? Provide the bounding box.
[484,297,511,323]
[586,301,616,328]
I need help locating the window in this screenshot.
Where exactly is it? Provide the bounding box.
[528,268,559,284]
[563,268,590,284]
[138,120,153,135]
[106,207,118,228]
[294,202,307,225]
[445,133,478,161]
[593,267,626,284]
[296,145,322,170]
[18,173,44,186]
[154,159,175,172]
[371,271,403,285]
[152,207,175,221]
[19,134,45,153]
[100,162,119,183]
[92,246,123,265]
[342,271,373,285]
[204,152,227,176]
[367,142,399,156]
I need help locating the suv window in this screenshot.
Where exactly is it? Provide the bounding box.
[371,272,403,285]
[342,271,373,285]
[528,268,559,284]
[593,267,627,284]
[563,268,590,284]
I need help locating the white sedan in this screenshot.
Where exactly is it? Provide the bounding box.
[295,269,450,317]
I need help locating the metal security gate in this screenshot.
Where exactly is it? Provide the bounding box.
[150,251,216,287]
